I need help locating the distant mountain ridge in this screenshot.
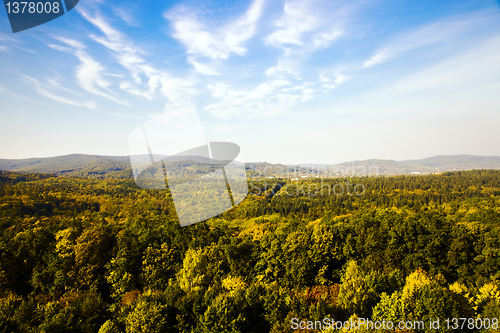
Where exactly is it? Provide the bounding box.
[402,155,500,171]
[0,154,499,179]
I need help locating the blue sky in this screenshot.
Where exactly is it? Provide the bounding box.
[1,0,499,164]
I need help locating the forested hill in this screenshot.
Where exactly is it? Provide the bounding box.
[1,153,500,179]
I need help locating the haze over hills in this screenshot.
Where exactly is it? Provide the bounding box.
[0,154,499,179]
[0,154,132,179]
[402,155,500,171]
[240,155,500,178]
[323,155,500,177]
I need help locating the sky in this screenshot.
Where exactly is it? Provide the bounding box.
[0,0,499,164]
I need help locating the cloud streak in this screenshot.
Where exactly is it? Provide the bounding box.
[77,6,199,108]
[362,9,497,68]
[23,75,96,109]
[187,57,220,76]
[112,5,140,27]
[380,36,500,96]
[49,37,129,106]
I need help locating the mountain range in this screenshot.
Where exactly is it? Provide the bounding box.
[1,154,500,179]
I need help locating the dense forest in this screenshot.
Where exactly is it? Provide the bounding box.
[1,169,500,332]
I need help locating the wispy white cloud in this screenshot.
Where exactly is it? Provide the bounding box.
[0,34,17,43]
[187,57,220,75]
[204,77,321,119]
[112,5,140,26]
[165,0,266,59]
[0,84,38,103]
[265,0,348,54]
[53,36,85,49]
[15,46,36,53]
[378,36,500,97]
[317,73,349,90]
[363,53,387,68]
[23,75,96,109]
[46,78,81,95]
[334,74,348,85]
[362,9,497,68]
[75,53,126,105]
[0,33,36,53]
[265,1,319,46]
[77,8,142,73]
[265,60,297,77]
[312,30,343,50]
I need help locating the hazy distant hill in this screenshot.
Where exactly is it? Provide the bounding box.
[0,154,251,179]
[1,154,499,179]
[322,155,500,177]
[402,155,500,171]
[221,155,500,178]
[327,159,436,177]
[0,154,132,179]
[247,160,435,178]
